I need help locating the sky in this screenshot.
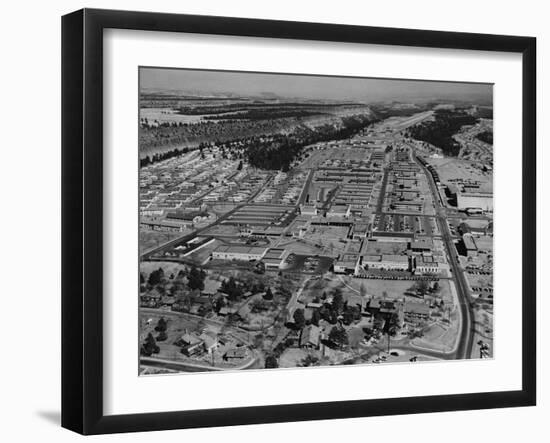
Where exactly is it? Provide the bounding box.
[140,67,492,104]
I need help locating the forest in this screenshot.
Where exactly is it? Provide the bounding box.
[407,110,478,156]
[476,130,493,145]
[243,114,377,170]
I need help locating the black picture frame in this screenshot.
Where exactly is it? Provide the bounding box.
[62,8,537,435]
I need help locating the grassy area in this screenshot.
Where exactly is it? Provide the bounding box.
[140,261,186,278]
[139,230,186,254]
[412,315,459,353]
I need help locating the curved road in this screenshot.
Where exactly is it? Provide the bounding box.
[412,150,475,359]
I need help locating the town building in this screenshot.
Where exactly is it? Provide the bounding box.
[179,332,204,356]
[362,254,410,271]
[300,325,321,349]
[326,204,351,218]
[410,238,433,253]
[334,254,360,274]
[404,302,430,322]
[462,233,478,257]
[262,248,289,270]
[457,191,493,212]
[212,245,268,261]
[415,255,440,274]
[300,204,318,216]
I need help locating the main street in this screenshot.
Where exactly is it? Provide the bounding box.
[411,149,475,359]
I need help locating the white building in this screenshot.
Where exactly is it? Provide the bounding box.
[362,254,410,271]
[300,204,318,216]
[327,204,351,218]
[415,255,440,274]
[457,191,493,212]
[212,245,268,261]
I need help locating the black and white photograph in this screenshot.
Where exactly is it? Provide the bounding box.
[0,0,543,440]
[138,68,494,374]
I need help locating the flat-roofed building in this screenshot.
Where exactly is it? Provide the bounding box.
[462,233,478,257]
[300,325,321,349]
[457,191,493,212]
[415,255,440,275]
[212,245,268,261]
[362,254,410,271]
[404,302,430,322]
[300,204,318,216]
[262,248,289,270]
[334,254,360,274]
[327,204,351,218]
[410,238,434,253]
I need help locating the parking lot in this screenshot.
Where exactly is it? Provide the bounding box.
[373,213,439,236]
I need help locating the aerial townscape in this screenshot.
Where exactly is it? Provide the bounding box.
[138,69,493,374]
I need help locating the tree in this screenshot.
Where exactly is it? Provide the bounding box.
[140,332,160,356]
[328,325,348,349]
[263,287,274,300]
[221,276,243,301]
[156,331,168,342]
[414,279,430,297]
[147,267,164,286]
[293,308,306,329]
[331,289,344,314]
[265,354,279,369]
[311,309,321,327]
[342,305,361,326]
[187,266,206,291]
[359,283,367,297]
[383,312,401,353]
[154,317,167,332]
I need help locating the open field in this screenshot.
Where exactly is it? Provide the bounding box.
[139,230,186,254]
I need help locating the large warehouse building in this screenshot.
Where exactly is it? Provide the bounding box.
[457,191,493,212]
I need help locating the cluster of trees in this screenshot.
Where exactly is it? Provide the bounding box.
[187,266,206,291]
[409,280,440,298]
[328,325,348,349]
[476,130,493,145]
[140,146,193,167]
[407,110,478,156]
[141,265,206,297]
[219,275,272,303]
[220,276,243,301]
[203,109,324,121]
[371,104,430,119]
[176,102,354,116]
[146,267,165,286]
[243,114,376,171]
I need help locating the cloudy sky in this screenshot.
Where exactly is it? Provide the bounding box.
[140,67,492,104]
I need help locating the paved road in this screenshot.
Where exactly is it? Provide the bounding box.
[375,168,390,214]
[412,150,475,360]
